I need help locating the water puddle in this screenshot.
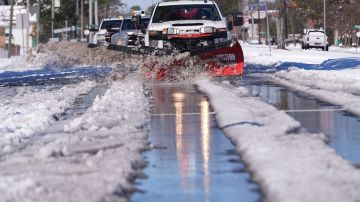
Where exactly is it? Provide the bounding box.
[132,84,261,202]
[55,85,108,121]
[241,76,360,165]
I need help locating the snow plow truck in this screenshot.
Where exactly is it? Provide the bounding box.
[92,0,245,80]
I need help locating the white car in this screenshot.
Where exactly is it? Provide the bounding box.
[111,16,150,46]
[302,29,329,51]
[145,0,232,50]
[93,18,123,45]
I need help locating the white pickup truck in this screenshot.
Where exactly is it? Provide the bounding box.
[302,29,328,51]
[144,0,232,51]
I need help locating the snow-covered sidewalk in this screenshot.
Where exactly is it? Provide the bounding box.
[197,78,360,202]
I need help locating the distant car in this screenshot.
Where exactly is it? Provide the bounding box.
[302,29,328,51]
[111,16,151,46]
[93,18,123,45]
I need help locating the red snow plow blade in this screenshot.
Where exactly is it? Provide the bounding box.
[105,39,244,80]
[192,39,244,77]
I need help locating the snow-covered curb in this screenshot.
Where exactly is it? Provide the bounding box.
[0,79,150,202]
[254,70,360,116]
[197,78,360,202]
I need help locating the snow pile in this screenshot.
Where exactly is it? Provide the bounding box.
[0,56,39,73]
[0,79,150,202]
[197,78,360,202]
[0,81,95,154]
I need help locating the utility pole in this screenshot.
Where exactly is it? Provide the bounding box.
[249,0,254,41]
[323,0,327,51]
[89,0,93,43]
[26,0,30,52]
[76,0,79,39]
[283,0,288,41]
[81,0,84,39]
[36,0,40,46]
[257,0,261,44]
[95,0,98,27]
[51,0,54,38]
[242,0,248,42]
[8,0,14,58]
[264,0,271,52]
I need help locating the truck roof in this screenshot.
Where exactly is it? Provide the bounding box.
[158,0,215,6]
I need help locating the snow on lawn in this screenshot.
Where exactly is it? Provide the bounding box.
[0,79,150,202]
[0,81,95,153]
[243,43,360,66]
[197,78,360,202]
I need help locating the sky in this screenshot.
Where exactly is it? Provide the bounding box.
[126,0,160,10]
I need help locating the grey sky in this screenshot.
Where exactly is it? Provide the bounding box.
[126,0,160,10]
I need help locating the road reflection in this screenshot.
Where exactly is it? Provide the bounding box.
[172,92,211,198]
[132,84,261,202]
[200,97,211,202]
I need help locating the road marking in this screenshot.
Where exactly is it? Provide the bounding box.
[151,112,216,116]
[281,108,345,113]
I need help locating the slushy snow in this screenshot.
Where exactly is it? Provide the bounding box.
[0,79,150,202]
[197,78,360,202]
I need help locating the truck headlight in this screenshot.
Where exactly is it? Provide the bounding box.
[200,26,215,34]
[163,28,180,35]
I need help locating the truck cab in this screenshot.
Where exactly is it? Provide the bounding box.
[145,0,232,51]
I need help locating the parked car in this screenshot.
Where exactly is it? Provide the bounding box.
[92,18,123,45]
[302,29,328,51]
[111,15,150,46]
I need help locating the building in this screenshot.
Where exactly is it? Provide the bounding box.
[0,5,37,56]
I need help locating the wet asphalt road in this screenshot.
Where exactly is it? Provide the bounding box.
[132,84,261,202]
[2,67,360,201]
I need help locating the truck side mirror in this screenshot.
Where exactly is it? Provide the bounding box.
[227,21,233,31]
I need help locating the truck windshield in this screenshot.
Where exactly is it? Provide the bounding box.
[122,18,150,30]
[152,4,221,23]
[100,20,123,29]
